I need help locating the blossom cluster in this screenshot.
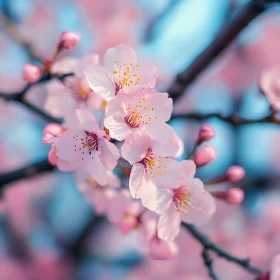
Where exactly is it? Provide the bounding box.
[41,38,243,259]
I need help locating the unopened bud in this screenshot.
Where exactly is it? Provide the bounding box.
[226,166,245,183]
[198,124,215,144]
[58,31,80,49]
[22,64,41,83]
[194,145,217,168]
[42,123,65,144]
[213,188,244,205]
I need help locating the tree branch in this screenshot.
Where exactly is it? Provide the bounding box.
[0,0,41,62]
[0,159,55,189]
[168,0,278,101]
[202,248,219,280]
[170,111,279,127]
[182,223,263,276]
[0,73,72,123]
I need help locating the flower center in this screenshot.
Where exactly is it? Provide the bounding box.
[71,78,91,101]
[124,109,142,128]
[139,147,155,169]
[113,61,141,91]
[173,187,202,214]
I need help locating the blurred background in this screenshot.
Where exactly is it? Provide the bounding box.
[0,0,280,279]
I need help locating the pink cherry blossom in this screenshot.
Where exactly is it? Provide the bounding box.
[259,65,280,111]
[121,134,186,199]
[107,189,143,235]
[104,90,174,141]
[75,170,120,214]
[141,211,178,260]
[154,162,216,241]
[44,54,104,118]
[84,44,158,99]
[56,109,120,186]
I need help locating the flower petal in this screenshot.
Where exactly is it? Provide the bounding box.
[88,155,108,186]
[83,66,115,99]
[121,134,151,164]
[181,179,216,226]
[104,44,137,72]
[98,138,120,170]
[140,185,173,214]
[158,205,181,241]
[129,163,145,199]
[56,129,86,162]
[150,158,185,189]
[149,238,178,260]
[76,109,99,132]
[104,115,130,141]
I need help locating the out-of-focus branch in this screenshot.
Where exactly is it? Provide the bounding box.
[171,111,280,127]
[0,1,41,62]
[168,0,279,101]
[182,223,263,278]
[0,159,55,189]
[0,73,72,123]
[143,0,183,43]
[202,248,219,280]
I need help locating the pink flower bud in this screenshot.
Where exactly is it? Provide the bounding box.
[212,188,244,205]
[22,64,41,83]
[225,188,244,205]
[226,166,245,183]
[58,31,80,49]
[194,145,217,168]
[42,123,65,144]
[198,124,215,143]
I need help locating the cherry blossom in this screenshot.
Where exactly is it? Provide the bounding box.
[141,211,178,260]
[121,133,186,199]
[75,170,120,214]
[84,44,158,99]
[107,189,144,235]
[104,90,174,141]
[44,54,104,119]
[151,161,216,241]
[56,109,120,185]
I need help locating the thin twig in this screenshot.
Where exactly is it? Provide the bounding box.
[168,0,278,101]
[202,248,219,280]
[170,112,279,127]
[182,223,263,276]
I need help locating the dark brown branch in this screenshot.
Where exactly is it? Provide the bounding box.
[182,223,263,276]
[0,159,55,189]
[170,111,279,127]
[168,0,279,101]
[0,73,73,123]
